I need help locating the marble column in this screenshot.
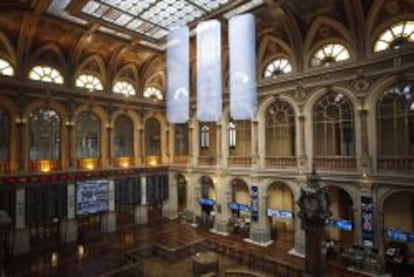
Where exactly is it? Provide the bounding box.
[60,182,78,243]
[13,187,30,255]
[289,175,306,257]
[212,176,231,235]
[297,115,308,172]
[162,172,178,219]
[101,179,116,232]
[216,123,222,167]
[106,124,112,167]
[358,108,371,174]
[251,120,259,168]
[65,121,75,168]
[135,176,148,224]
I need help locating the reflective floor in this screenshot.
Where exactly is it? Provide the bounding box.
[3,219,406,276]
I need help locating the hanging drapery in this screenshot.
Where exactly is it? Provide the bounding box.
[167,26,190,123]
[197,20,222,122]
[229,13,257,120]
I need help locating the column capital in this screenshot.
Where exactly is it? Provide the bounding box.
[358,178,374,195]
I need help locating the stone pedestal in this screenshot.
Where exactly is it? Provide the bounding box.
[245,226,272,246]
[135,205,148,225]
[101,211,117,233]
[60,219,78,243]
[304,226,326,276]
[12,228,30,256]
[211,218,229,236]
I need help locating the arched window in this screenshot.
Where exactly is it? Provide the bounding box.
[228,121,236,148]
[113,115,133,157]
[310,43,350,67]
[0,108,9,161]
[264,58,292,78]
[113,81,136,96]
[75,74,103,91]
[29,109,61,160]
[29,65,64,84]
[76,112,100,158]
[374,21,414,52]
[0,58,14,76]
[174,123,188,155]
[200,125,210,149]
[265,101,296,157]
[313,93,355,156]
[145,118,161,155]
[377,82,414,156]
[143,87,163,101]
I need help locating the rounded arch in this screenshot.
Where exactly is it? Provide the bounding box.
[0,30,16,67]
[115,63,139,84]
[110,109,141,129]
[198,175,217,200]
[304,16,354,55]
[378,187,414,214]
[144,71,166,94]
[262,179,300,201]
[257,94,300,122]
[258,35,295,78]
[76,54,107,89]
[322,183,359,210]
[24,100,68,123]
[369,15,414,54]
[28,43,68,81]
[305,38,353,69]
[229,177,250,204]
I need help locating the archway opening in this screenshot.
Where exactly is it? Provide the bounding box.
[229,178,250,237]
[198,176,216,228]
[267,182,294,246]
[326,186,355,250]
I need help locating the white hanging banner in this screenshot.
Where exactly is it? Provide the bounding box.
[229,13,257,120]
[167,27,190,123]
[197,20,222,122]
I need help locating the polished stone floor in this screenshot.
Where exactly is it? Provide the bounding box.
[3,218,408,276]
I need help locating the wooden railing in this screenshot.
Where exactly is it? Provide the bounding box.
[314,156,356,170]
[144,155,161,166]
[112,156,135,168]
[173,155,189,164]
[198,156,216,166]
[265,156,297,168]
[377,156,414,172]
[228,156,252,167]
[28,160,60,172]
[77,158,99,170]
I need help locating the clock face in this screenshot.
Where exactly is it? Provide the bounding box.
[304,196,319,212]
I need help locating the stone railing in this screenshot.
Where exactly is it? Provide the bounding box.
[198,156,216,166]
[377,156,414,172]
[173,155,189,164]
[265,156,297,168]
[314,156,356,170]
[228,156,252,167]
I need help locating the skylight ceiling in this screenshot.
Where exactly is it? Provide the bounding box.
[81,0,229,40]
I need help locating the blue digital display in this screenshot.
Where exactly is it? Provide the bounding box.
[198,198,215,206]
[386,228,414,243]
[76,179,109,216]
[228,202,250,211]
[267,209,293,218]
[327,219,353,231]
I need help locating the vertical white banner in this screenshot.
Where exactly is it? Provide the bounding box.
[197,20,222,122]
[229,13,257,120]
[167,27,190,123]
[141,176,147,205]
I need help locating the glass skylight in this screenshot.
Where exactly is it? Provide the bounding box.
[144,87,163,101]
[29,65,64,84]
[113,81,136,96]
[76,74,103,91]
[81,0,229,40]
[0,58,14,76]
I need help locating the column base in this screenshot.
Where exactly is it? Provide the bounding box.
[135,205,148,225]
[211,218,229,235]
[288,248,305,258]
[249,227,271,245]
[12,228,30,256]
[243,238,273,247]
[163,209,178,220]
[60,219,78,243]
[101,211,117,233]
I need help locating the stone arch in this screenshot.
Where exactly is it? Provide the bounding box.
[113,63,139,92]
[368,14,414,54]
[76,54,107,89]
[0,30,16,67]
[28,43,68,81]
[198,175,217,200]
[0,95,18,166]
[303,86,362,166]
[263,179,300,201]
[305,38,354,70]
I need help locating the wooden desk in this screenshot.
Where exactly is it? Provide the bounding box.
[192,251,219,277]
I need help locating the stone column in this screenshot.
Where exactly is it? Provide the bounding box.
[139,127,145,164]
[15,117,27,172]
[106,124,112,167]
[163,126,170,164]
[59,182,78,243]
[257,116,266,168]
[297,115,307,172]
[135,176,148,224]
[358,109,371,174]
[247,182,272,246]
[162,172,178,220]
[168,124,175,164]
[251,120,259,168]
[190,120,199,167]
[185,175,201,223]
[216,123,222,167]
[101,179,116,232]
[65,121,75,168]
[289,175,306,257]
[13,186,30,255]
[212,176,231,235]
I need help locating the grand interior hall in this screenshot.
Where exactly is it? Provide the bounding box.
[0,0,413,276]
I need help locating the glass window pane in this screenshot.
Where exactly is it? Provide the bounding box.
[76,74,103,91]
[76,112,100,158]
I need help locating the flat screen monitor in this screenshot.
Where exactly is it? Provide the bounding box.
[267,209,293,219]
[327,219,353,231]
[386,228,414,243]
[228,202,250,212]
[198,198,215,206]
[76,179,109,216]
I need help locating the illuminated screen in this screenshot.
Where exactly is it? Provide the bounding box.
[76,179,109,216]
